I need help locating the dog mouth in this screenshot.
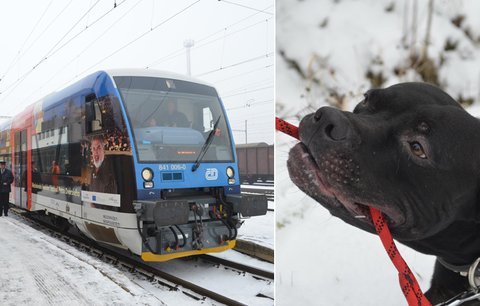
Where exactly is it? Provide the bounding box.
[288,142,405,229]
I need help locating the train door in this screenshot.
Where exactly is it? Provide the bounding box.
[14,130,28,208]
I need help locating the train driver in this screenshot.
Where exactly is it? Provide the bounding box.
[158,99,189,128]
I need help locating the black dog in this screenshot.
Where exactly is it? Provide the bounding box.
[288,82,480,304]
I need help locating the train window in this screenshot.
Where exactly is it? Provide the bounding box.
[114,76,234,163]
[85,94,103,133]
[202,107,214,133]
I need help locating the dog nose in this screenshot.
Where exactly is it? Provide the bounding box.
[310,107,350,141]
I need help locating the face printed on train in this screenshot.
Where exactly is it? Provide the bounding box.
[91,138,105,169]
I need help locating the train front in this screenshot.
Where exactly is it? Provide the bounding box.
[114,73,268,261]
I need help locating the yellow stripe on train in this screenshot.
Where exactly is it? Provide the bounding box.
[141,240,236,262]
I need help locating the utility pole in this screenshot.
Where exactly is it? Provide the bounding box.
[183,39,195,76]
[244,120,248,144]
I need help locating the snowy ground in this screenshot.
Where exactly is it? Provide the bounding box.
[0,212,273,306]
[0,215,193,306]
[276,0,480,305]
[238,209,274,249]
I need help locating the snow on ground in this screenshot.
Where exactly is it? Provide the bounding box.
[276,0,480,305]
[210,249,273,273]
[238,210,274,249]
[149,257,273,306]
[0,214,202,306]
[0,211,274,306]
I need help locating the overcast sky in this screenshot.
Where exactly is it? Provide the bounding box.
[0,0,273,144]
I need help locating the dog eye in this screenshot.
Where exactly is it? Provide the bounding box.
[409,142,427,159]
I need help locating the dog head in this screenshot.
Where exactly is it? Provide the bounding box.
[288,82,480,242]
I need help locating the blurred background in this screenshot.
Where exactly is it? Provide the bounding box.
[276,0,480,305]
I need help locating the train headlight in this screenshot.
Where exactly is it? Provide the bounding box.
[141,168,154,181]
[226,167,235,179]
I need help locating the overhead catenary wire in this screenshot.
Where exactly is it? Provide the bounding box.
[45,0,130,64]
[10,0,75,75]
[217,0,273,16]
[195,52,273,77]
[145,6,273,69]
[0,0,130,101]
[226,99,273,111]
[1,0,273,146]
[221,85,273,98]
[213,63,273,84]
[220,77,273,96]
[6,1,271,106]
[0,0,54,83]
[0,0,104,98]
[33,0,102,69]
[22,0,144,103]
[60,0,202,88]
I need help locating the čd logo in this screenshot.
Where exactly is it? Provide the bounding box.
[205,168,218,180]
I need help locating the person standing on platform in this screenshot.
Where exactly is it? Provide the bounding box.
[0,160,14,217]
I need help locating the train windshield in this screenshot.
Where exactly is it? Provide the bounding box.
[114,76,234,163]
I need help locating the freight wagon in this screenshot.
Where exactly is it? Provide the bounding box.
[236,143,273,184]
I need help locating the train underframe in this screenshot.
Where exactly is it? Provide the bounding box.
[134,187,267,261]
[32,187,267,262]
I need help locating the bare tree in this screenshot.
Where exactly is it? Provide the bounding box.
[410,0,418,59]
[421,0,435,61]
[401,0,410,48]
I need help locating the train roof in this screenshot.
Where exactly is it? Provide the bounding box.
[39,68,215,112]
[104,68,214,87]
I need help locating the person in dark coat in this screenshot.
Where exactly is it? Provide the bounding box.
[0,161,14,216]
[158,99,190,128]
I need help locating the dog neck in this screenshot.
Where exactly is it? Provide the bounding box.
[401,220,480,267]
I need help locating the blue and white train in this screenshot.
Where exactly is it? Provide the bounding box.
[0,69,267,261]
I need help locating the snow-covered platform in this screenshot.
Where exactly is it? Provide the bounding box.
[0,215,208,306]
[0,211,274,306]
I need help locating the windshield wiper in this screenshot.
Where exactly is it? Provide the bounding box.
[192,115,221,172]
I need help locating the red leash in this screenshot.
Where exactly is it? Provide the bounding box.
[276,117,299,139]
[370,208,431,306]
[276,117,431,306]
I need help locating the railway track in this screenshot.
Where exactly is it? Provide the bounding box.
[241,187,274,204]
[199,254,274,279]
[10,208,273,306]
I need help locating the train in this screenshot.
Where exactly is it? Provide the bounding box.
[0,69,267,261]
[236,143,274,184]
